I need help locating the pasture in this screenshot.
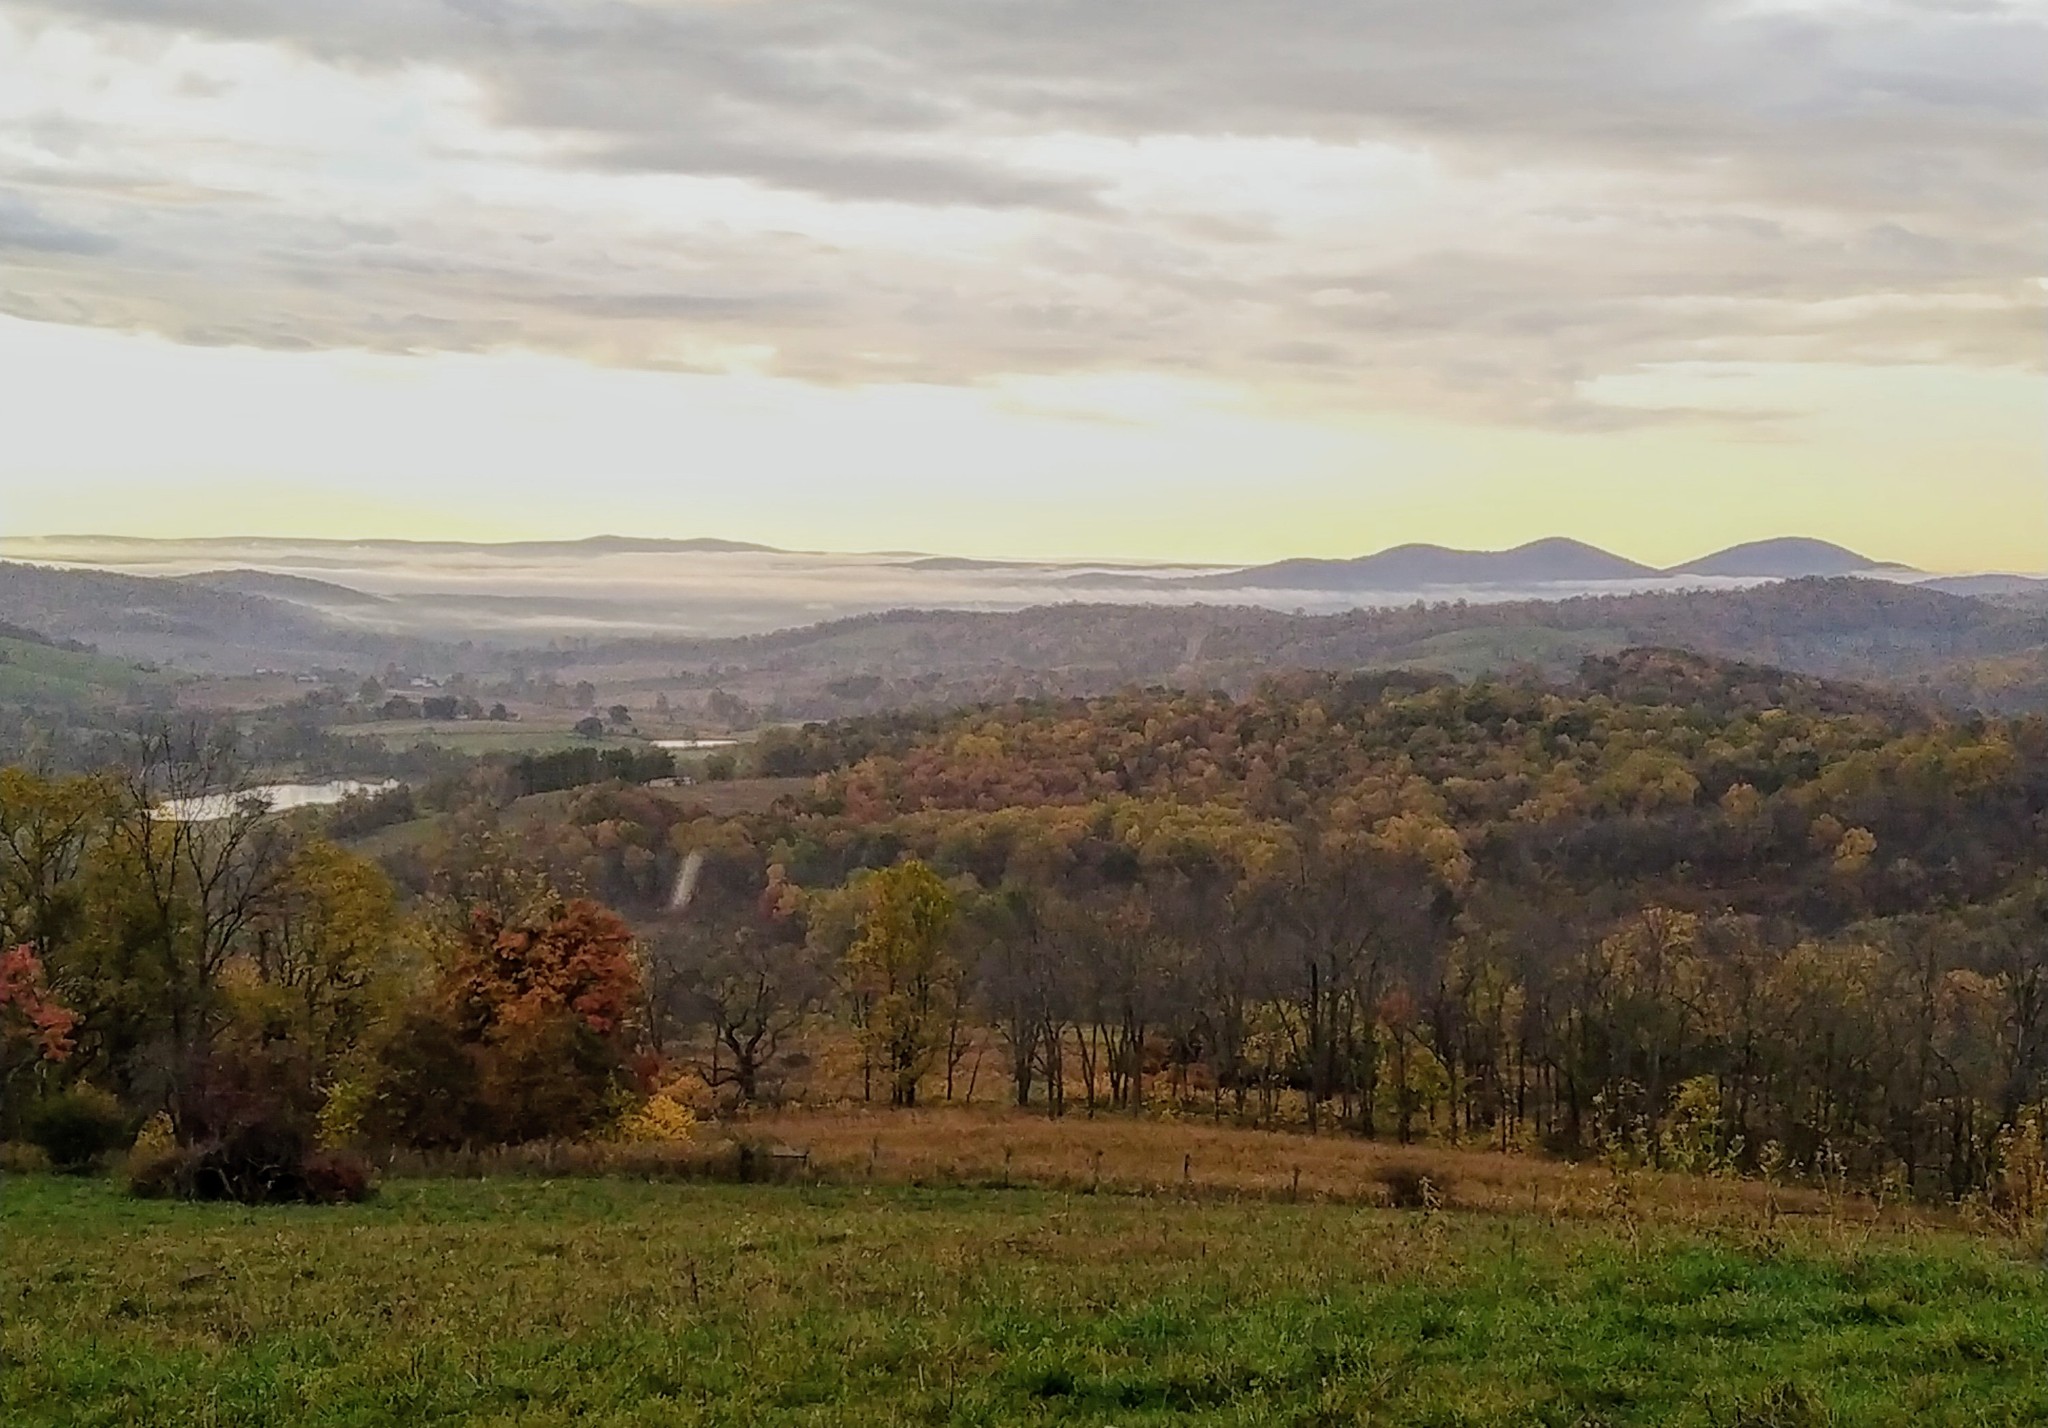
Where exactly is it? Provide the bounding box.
[0,635,163,705]
[5,1160,2046,1427]
[326,721,656,755]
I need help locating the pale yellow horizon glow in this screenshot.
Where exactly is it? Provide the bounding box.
[0,316,2039,575]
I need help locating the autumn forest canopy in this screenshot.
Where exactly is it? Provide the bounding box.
[5,639,2048,1211]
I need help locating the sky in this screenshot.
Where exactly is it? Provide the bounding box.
[0,0,2042,572]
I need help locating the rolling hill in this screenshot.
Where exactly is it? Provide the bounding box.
[0,561,438,672]
[543,577,2048,716]
[1665,538,1912,579]
[177,569,390,607]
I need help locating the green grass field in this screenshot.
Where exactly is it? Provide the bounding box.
[4,1175,2046,1426]
[0,636,164,705]
[327,722,657,755]
[1381,626,1628,681]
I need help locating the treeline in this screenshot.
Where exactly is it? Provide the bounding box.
[508,745,676,797]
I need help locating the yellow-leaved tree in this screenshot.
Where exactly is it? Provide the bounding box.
[841,860,957,1107]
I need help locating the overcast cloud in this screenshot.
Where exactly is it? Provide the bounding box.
[0,0,2041,427]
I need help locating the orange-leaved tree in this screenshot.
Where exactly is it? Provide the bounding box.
[443,898,641,1043]
[449,898,642,1144]
[373,898,644,1148]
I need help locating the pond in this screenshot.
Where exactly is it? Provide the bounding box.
[154,778,401,822]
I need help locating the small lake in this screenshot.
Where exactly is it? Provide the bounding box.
[651,738,740,750]
[155,778,401,822]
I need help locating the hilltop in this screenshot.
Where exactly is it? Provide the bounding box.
[177,569,391,607]
[1666,537,1913,579]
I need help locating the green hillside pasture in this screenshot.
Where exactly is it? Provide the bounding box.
[328,721,656,755]
[0,636,163,705]
[4,1176,2046,1427]
[1382,624,1628,680]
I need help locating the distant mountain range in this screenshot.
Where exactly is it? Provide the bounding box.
[6,534,779,562]
[1177,538,1658,591]
[1150,536,1917,593]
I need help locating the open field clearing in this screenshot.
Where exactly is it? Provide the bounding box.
[326,722,657,755]
[4,1173,2046,1427]
[512,776,811,820]
[688,1108,1852,1226]
[0,636,163,704]
[376,1107,1972,1234]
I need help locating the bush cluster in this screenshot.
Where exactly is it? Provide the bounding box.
[126,1043,375,1205]
[26,1086,133,1173]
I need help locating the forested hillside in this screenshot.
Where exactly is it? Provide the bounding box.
[551,577,2048,717]
[340,648,2048,1195]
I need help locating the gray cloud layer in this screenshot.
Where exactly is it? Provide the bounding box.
[2,0,2041,423]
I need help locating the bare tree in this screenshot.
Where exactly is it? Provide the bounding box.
[649,850,821,1103]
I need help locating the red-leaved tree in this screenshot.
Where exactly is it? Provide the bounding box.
[1,944,76,1065]
[2,945,78,1125]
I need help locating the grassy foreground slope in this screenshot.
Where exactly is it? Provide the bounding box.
[5,1177,2046,1427]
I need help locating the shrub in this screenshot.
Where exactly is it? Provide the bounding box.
[26,1086,132,1173]
[0,1141,50,1174]
[317,1078,374,1149]
[613,1083,699,1145]
[146,1039,375,1205]
[126,1142,376,1204]
[180,1114,319,1203]
[300,1148,377,1204]
[1658,1074,1741,1176]
[132,1110,175,1158]
[1379,1163,1453,1210]
[726,1137,808,1184]
[124,1144,187,1199]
